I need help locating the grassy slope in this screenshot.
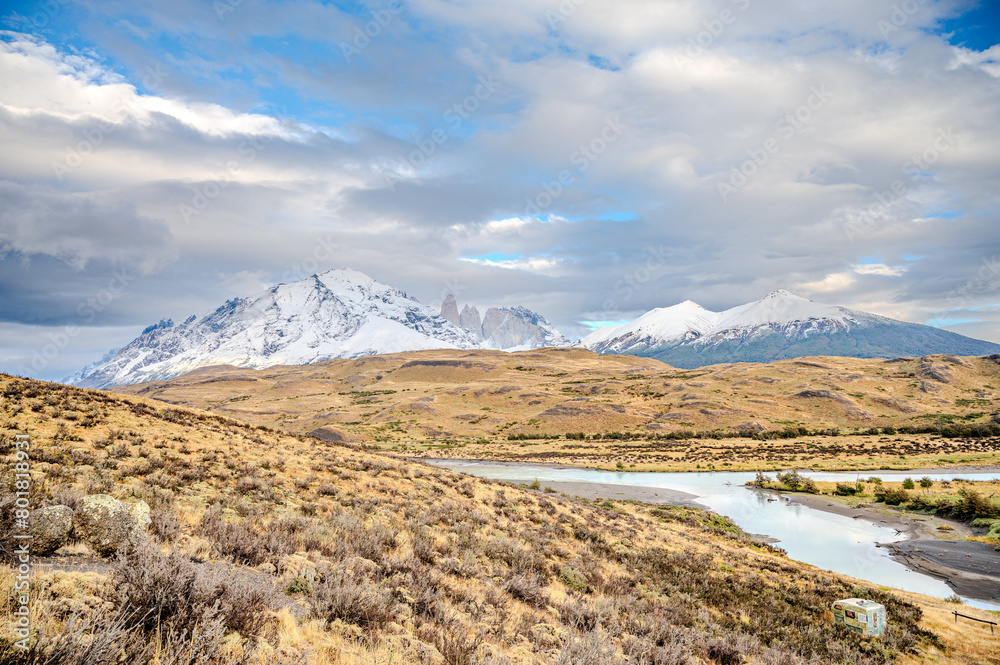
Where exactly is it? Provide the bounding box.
[0,376,997,663]
[117,349,1000,472]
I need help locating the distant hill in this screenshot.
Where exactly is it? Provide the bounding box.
[582,290,1000,367]
[117,348,1000,458]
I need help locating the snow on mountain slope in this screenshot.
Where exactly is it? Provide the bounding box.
[582,301,720,353]
[693,290,864,345]
[709,290,852,330]
[582,290,1000,368]
[70,269,576,388]
[70,270,482,388]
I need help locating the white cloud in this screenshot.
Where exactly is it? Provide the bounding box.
[0,33,292,138]
[799,272,856,293]
[854,263,906,276]
[3,0,1000,383]
[459,255,561,274]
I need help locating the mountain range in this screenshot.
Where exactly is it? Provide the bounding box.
[580,290,1000,367]
[69,269,568,388]
[68,270,1000,388]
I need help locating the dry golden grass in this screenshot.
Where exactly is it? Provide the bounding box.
[0,375,997,663]
[117,349,1000,472]
[895,591,1000,665]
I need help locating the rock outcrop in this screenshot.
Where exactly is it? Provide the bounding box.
[28,505,74,555]
[440,294,460,327]
[482,307,544,349]
[73,495,150,556]
[437,297,569,350]
[459,304,483,340]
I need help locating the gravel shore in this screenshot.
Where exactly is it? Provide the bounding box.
[783,492,1000,602]
[542,480,701,507]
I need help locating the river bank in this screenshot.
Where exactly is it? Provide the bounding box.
[534,480,702,507]
[781,491,1000,602]
[424,458,1000,606]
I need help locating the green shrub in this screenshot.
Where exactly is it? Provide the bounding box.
[776,470,804,490]
[902,478,915,490]
[970,517,998,528]
[560,565,589,592]
[954,488,1000,521]
[874,486,909,506]
[834,482,861,496]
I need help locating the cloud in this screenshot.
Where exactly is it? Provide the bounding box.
[799,272,857,294]
[854,263,906,276]
[1,0,999,383]
[0,182,173,270]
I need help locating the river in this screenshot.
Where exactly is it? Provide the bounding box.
[425,460,1000,611]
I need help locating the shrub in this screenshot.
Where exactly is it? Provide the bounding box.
[199,505,296,566]
[902,477,915,490]
[776,470,804,490]
[559,566,588,593]
[556,630,618,665]
[427,615,485,665]
[149,501,182,543]
[112,542,276,639]
[310,565,398,628]
[919,477,934,489]
[505,573,549,608]
[954,488,999,521]
[874,486,909,506]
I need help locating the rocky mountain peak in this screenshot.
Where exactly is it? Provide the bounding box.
[440,294,460,326]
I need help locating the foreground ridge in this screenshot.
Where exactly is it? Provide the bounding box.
[3,373,992,663]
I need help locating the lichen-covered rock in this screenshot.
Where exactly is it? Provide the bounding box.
[129,500,151,533]
[28,505,74,555]
[73,495,150,556]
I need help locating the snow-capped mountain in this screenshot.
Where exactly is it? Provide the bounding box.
[581,300,720,355]
[582,290,1000,368]
[71,269,567,388]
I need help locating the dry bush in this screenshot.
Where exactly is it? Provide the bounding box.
[0,544,281,664]
[149,501,182,543]
[555,629,618,665]
[112,543,278,639]
[328,512,397,562]
[504,572,548,608]
[199,505,294,566]
[310,565,399,628]
[427,614,485,665]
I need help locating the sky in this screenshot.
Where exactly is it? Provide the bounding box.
[1,0,999,382]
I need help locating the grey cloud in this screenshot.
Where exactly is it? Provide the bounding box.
[0,182,174,270]
[2,0,999,382]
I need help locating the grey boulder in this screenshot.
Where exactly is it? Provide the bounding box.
[28,505,74,555]
[73,495,151,556]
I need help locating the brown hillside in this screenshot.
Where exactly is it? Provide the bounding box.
[118,349,1000,471]
[2,376,998,663]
